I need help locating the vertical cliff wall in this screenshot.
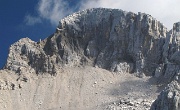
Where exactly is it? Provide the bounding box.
[150,22,180,110]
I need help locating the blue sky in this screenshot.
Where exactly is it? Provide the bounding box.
[0,0,180,68]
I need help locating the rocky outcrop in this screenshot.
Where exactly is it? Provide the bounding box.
[107,97,152,110]
[150,23,180,110]
[5,38,58,75]
[150,81,180,110]
[4,8,168,76]
[0,80,15,90]
[154,22,180,82]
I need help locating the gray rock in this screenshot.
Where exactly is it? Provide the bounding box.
[110,61,134,73]
[154,64,164,78]
[150,81,180,110]
[4,8,168,77]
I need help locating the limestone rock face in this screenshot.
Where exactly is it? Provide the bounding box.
[151,81,180,110]
[150,23,180,110]
[5,8,168,76]
[58,8,168,76]
[154,22,180,82]
[5,38,57,75]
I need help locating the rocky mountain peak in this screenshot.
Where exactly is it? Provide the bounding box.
[5,8,168,76]
[2,8,180,110]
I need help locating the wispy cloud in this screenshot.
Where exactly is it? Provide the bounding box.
[25,0,180,29]
[37,0,73,25]
[24,0,73,26]
[24,15,41,26]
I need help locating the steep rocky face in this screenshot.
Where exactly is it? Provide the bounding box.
[57,8,168,76]
[150,22,180,110]
[151,81,180,110]
[154,22,180,82]
[5,8,167,76]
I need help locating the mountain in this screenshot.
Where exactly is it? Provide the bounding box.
[0,8,180,110]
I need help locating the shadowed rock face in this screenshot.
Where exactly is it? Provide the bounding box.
[151,81,180,110]
[2,8,180,110]
[150,23,180,110]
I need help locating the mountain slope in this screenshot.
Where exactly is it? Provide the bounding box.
[1,8,180,110]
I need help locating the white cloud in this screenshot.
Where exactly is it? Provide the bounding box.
[37,0,73,25]
[25,0,180,29]
[24,15,41,26]
[24,0,73,26]
[80,0,180,29]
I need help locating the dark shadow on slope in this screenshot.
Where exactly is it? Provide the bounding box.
[107,77,164,99]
